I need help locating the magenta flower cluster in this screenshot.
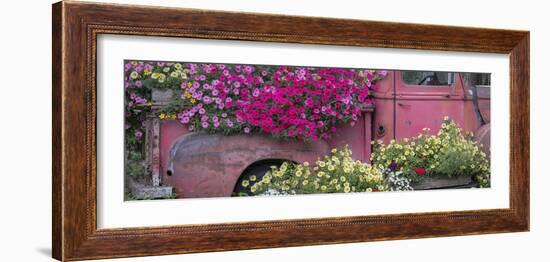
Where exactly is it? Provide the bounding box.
[177,63,386,141]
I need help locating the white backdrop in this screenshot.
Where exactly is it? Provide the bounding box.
[0,0,547,261]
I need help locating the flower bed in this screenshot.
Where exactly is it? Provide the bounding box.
[243,146,387,196]
[371,118,490,188]
[124,60,387,151]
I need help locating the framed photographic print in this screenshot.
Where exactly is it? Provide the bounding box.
[52,1,529,261]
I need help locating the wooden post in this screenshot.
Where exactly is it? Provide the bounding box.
[151,118,161,186]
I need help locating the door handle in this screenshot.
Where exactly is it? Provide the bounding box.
[397,102,412,108]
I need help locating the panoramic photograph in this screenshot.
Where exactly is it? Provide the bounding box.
[123,60,491,200]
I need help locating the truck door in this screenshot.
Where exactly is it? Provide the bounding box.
[394,71,464,139]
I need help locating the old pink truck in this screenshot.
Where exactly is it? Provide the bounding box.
[144,70,490,198]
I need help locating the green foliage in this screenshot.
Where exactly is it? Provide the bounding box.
[125,151,147,178]
[125,161,146,178]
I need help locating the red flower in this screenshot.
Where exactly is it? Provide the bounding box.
[414,167,426,176]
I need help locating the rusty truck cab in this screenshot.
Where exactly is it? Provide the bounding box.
[372,70,490,147]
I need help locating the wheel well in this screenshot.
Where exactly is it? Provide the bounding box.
[232,159,293,193]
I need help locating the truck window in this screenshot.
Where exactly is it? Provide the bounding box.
[462,72,491,87]
[402,71,454,86]
[462,72,491,98]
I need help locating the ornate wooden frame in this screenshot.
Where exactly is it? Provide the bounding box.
[52,1,530,261]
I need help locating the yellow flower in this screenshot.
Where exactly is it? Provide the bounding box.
[130,71,139,79]
[241,180,250,187]
[303,162,309,167]
[249,175,257,181]
[151,72,160,79]
[158,74,166,83]
[159,113,166,120]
